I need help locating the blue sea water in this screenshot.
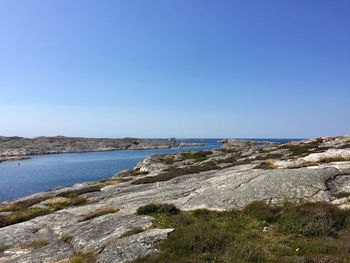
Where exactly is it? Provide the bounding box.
[0,138,302,202]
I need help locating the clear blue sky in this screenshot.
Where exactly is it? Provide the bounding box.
[0,0,349,138]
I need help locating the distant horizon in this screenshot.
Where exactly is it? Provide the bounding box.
[6,133,343,140]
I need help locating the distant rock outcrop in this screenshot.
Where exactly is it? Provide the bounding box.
[0,136,178,162]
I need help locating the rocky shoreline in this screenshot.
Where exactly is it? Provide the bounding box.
[0,136,183,163]
[0,135,350,262]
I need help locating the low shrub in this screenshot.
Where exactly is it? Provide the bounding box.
[136,203,179,216]
[133,201,350,262]
[278,202,350,236]
[243,201,281,223]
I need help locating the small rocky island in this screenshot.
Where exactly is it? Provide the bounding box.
[0,136,185,162]
[1,135,350,262]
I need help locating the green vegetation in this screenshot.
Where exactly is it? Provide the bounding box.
[182,151,212,162]
[278,202,350,236]
[0,195,87,228]
[132,164,220,185]
[82,206,119,221]
[134,201,350,262]
[159,157,175,164]
[136,203,180,216]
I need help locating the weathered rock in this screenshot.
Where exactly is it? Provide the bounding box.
[1,136,350,262]
[96,229,174,263]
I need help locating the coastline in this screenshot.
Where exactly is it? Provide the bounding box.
[0,136,206,163]
[1,135,350,262]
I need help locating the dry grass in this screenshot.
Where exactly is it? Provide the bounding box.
[0,244,9,253]
[56,186,100,198]
[334,192,350,199]
[0,195,87,228]
[60,234,73,244]
[68,251,96,263]
[319,156,350,163]
[253,159,277,169]
[82,206,119,221]
[0,196,48,212]
[0,207,51,227]
[46,195,87,210]
[132,164,220,185]
[121,227,145,238]
[23,238,49,250]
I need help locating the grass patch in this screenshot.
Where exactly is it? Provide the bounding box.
[0,244,9,253]
[46,195,87,210]
[24,238,49,250]
[60,234,73,244]
[339,143,350,149]
[334,192,350,199]
[130,169,149,176]
[278,139,326,157]
[68,251,96,263]
[121,227,145,238]
[182,151,212,162]
[0,207,51,227]
[319,156,350,163]
[0,196,48,212]
[56,186,101,198]
[159,157,175,164]
[134,201,350,262]
[82,206,119,221]
[132,164,220,185]
[0,195,87,228]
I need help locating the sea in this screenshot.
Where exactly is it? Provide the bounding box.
[0,138,302,202]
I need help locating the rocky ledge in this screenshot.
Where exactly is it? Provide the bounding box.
[0,136,178,162]
[0,135,350,262]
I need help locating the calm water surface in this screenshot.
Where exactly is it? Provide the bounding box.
[0,139,301,202]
